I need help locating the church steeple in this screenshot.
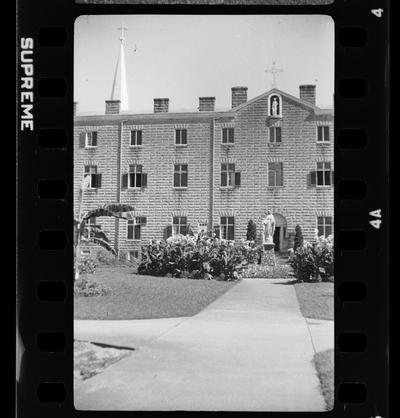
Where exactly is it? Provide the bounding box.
[109,25,129,111]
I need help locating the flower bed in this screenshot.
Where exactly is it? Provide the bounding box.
[239,263,293,279]
[138,234,262,281]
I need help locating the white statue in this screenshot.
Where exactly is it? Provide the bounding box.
[271,97,279,116]
[262,210,276,244]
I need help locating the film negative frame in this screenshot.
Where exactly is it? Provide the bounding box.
[16,0,390,416]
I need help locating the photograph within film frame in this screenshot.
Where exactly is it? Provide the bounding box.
[16,0,389,417]
[73,14,334,411]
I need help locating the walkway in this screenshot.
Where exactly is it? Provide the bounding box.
[74,279,327,411]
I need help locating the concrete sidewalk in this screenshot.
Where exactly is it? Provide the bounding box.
[75,279,327,411]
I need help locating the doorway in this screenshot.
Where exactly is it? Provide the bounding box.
[273,227,281,251]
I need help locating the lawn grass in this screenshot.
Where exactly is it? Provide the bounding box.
[294,282,333,320]
[313,349,334,410]
[74,266,236,320]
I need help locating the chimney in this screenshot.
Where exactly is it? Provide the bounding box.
[154,98,169,113]
[105,100,121,114]
[299,85,316,105]
[199,97,215,112]
[73,101,78,116]
[231,87,248,108]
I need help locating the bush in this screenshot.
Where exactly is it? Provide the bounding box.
[74,277,112,297]
[77,257,98,275]
[138,234,262,281]
[246,219,257,242]
[288,235,334,282]
[95,248,117,265]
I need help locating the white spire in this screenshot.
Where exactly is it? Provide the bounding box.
[110,25,129,111]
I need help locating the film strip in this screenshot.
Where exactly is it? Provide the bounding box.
[16,0,389,416]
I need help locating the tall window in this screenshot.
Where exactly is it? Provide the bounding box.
[317,216,333,237]
[173,216,187,236]
[316,162,333,186]
[175,129,187,146]
[85,217,100,239]
[85,131,97,147]
[317,126,330,142]
[222,128,234,144]
[269,127,282,143]
[127,217,146,240]
[129,165,143,188]
[221,163,241,187]
[221,216,234,240]
[84,165,101,188]
[173,164,188,188]
[130,130,142,146]
[268,162,283,187]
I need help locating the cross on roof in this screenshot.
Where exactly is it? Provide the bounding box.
[265,62,283,88]
[118,24,128,42]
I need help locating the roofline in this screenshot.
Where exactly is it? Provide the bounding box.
[231,87,333,114]
[74,110,235,123]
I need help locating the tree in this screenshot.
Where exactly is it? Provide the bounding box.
[74,175,135,280]
[246,219,257,241]
[293,225,304,251]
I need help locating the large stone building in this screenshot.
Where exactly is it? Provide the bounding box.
[74,37,333,260]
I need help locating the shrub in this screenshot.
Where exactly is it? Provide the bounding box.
[77,257,98,275]
[74,277,112,297]
[293,225,304,251]
[138,234,262,281]
[288,235,334,282]
[95,248,117,265]
[246,219,257,242]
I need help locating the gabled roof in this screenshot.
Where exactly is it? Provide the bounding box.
[232,87,333,115]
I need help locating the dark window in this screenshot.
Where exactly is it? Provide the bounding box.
[316,162,333,186]
[175,129,187,146]
[173,216,187,236]
[84,166,101,188]
[317,126,330,142]
[222,128,234,144]
[268,162,283,187]
[221,216,234,240]
[130,130,142,146]
[221,163,239,187]
[85,131,97,147]
[317,216,333,237]
[269,127,282,143]
[127,217,145,240]
[129,164,143,188]
[174,164,188,188]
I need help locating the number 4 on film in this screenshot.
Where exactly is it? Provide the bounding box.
[369,209,382,229]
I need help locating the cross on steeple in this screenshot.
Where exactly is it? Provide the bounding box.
[265,62,283,88]
[118,24,128,42]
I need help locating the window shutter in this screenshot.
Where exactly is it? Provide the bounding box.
[121,173,128,189]
[310,171,317,186]
[141,173,148,188]
[230,128,234,143]
[182,129,187,144]
[92,131,98,146]
[137,130,142,146]
[95,174,102,188]
[222,128,227,143]
[324,126,330,141]
[317,127,322,142]
[276,127,282,142]
[235,172,241,187]
[79,132,86,148]
[331,171,334,184]
[164,225,172,240]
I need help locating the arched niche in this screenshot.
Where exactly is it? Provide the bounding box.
[267,93,282,118]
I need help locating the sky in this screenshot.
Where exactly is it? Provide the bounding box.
[74,15,334,114]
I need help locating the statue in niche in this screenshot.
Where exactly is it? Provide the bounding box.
[262,210,276,245]
[270,96,280,117]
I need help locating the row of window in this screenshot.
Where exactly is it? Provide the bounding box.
[81,125,331,149]
[83,161,333,189]
[87,215,333,242]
